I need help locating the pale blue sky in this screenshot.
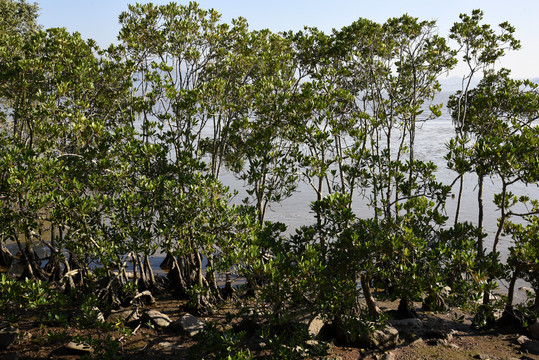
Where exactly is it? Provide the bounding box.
[36,0,539,78]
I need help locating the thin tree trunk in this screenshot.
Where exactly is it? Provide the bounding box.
[493,182,508,253]
[206,255,220,297]
[477,175,485,256]
[0,240,13,270]
[131,253,137,282]
[144,254,155,288]
[533,287,539,311]
[136,253,148,290]
[505,270,518,310]
[361,275,380,318]
[223,273,234,299]
[168,256,188,297]
[454,175,464,226]
[477,175,490,306]
[63,258,76,292]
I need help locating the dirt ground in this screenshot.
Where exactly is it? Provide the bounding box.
[1,294,538,360]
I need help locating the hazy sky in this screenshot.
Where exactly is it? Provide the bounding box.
[36,0,539,78]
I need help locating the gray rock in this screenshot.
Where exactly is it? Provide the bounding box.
[0,326,19,350]
[156,341,183,351]
[157,341,175,348]
[170,313,205,336]
[528,319,539,340]
[107,308,139,324]
[141,309,172,328]
[372,326,399,350]
[294,312,327,339]
[410,338,425,347]
[64,341,94,355]
[391,318,423,328]
[307,314,326,339]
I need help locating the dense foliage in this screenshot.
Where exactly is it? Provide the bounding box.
[1,1,538,357]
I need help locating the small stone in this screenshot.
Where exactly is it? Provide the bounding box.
[372,326,399,350]
[448,343,460,349]
[177,313,205,336]
[108,308,139,324]
[64,341,94,355]
[157,341,182,350]
[517,335,531,345]
[0,326,19,350]
[305,339,320,347]
[382,352,395,360]
[410,338,425,347]
[141,309,172,328]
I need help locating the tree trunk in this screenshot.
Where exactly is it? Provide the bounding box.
[361,275,380,318]
[205,255,221,299]
[492,182,508,253]
[533,286,539,311]
[144,254,155,289]
[167,256,188,298]
[136,253,148,291]
[477,175,485,256]
[223,273,234,299]
[0,241,13,270]
[454,175,464,227]
[505,270,518,310]
[44,252,63,282]
[63,258,76,292]
[398,297,418,319]
[19,243,47,281]
[160,252,174,271]
[477,175,490,306]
